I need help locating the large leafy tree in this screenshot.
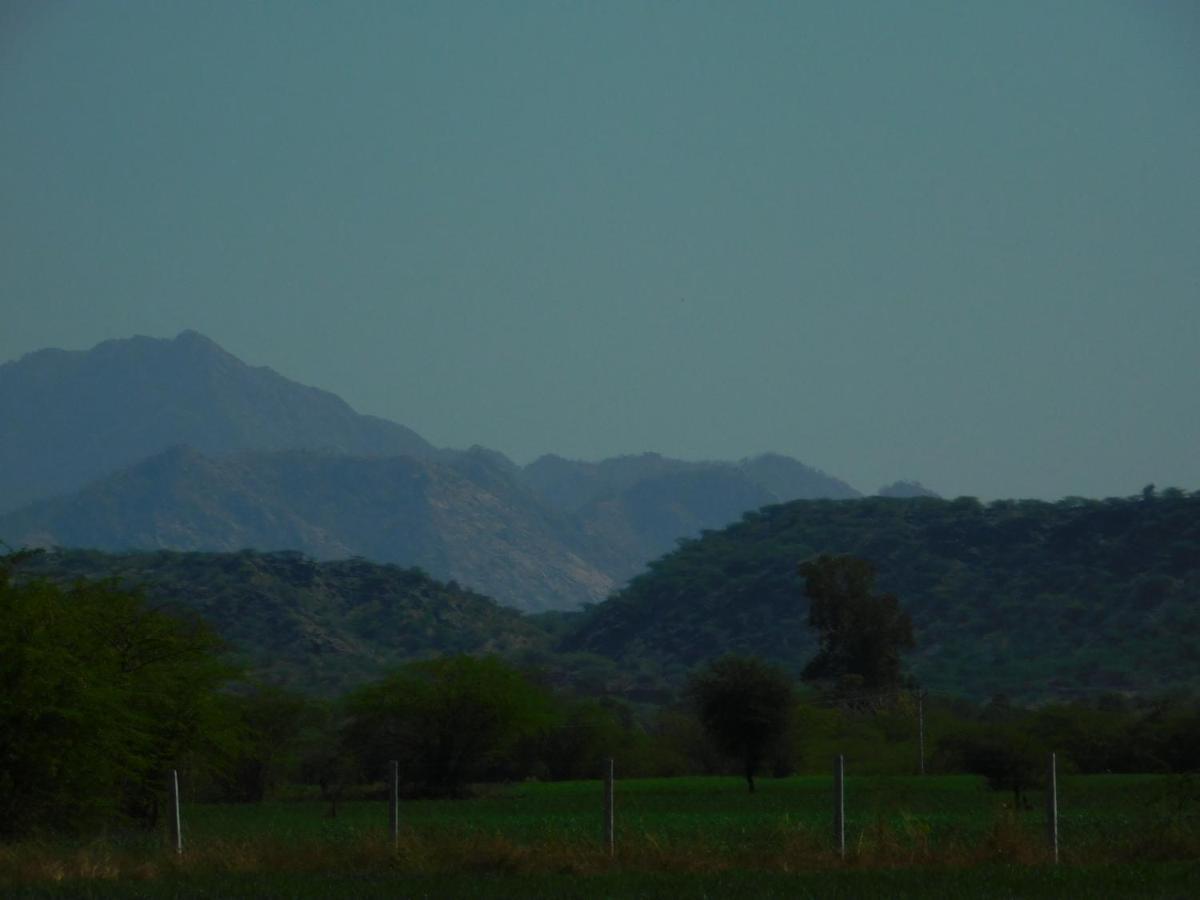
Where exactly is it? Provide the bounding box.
[223,684,319,803]
[936,725,1047,808]
[341,655,554,795]
[687,655,795,793]
[0,550,234,836]
[798,554,915,696]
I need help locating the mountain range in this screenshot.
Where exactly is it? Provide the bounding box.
[19,487,1200,702]
[5,331,1193,701]
[0,331,436,514]
[0,331,866,609]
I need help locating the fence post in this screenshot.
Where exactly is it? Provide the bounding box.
[168,769,182,855]
[603,757,615,857]
[918,691,926,776]
[833,754,845,859]
[1046,751,1059,864]
[389,760,399,848]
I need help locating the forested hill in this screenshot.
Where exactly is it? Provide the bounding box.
[561,490,1200,701]
[21,548,551,694]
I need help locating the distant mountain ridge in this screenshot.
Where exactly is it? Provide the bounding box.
[1,331,877,609]
[523,452,859,513]
[877,480,940,498]
[0,331,436,513]
[524,452,861,579]
[0,445,617,612]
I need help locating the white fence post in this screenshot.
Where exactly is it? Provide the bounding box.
[1047,751,1059,863]
[168,769,182,855]
[389,760,399,848]
[603,757,615,857]
[918,691,926,776]
[834,754,845,859]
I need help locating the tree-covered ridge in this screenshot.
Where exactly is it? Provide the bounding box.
[562,490,1200,701]
[22,549,552,694]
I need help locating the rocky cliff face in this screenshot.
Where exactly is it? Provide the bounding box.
[0,446,617,612]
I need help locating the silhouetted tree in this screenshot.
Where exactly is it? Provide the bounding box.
[937,726,1046,808]
[687,655,794,793]
[798,554,915,696]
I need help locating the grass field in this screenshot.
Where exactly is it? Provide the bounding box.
[2,774,1197,897]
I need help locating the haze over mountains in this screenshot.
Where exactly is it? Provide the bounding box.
[6,332,1195,701]
[20,487,1200,702]
[0,331,436,513]
[1,332,867,609]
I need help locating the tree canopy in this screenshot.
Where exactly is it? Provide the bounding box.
[687,655,795,792]
[0,550,235,837]
[563,491,1200,702]
[341,655,554,795]
[798,554,915,696]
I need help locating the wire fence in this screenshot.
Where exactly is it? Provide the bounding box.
[160,755,1200,866]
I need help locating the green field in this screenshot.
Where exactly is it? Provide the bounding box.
[3,775,1197,898]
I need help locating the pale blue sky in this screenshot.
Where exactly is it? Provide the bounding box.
[2,1,1198,499]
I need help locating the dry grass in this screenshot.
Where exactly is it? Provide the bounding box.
[3,812,1194,889]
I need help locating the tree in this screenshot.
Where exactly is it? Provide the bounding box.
[937,725,1046,808]
[341,655,553,796]
[527,697,627,781]
[798,554,915,696]
[223,685,319,802]
[687,655,795,793]
[0,550,235,836]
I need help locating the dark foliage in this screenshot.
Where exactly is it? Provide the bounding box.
[936,725,1047,807]
[0,550,235,837]
[18,549,550,694]
[798,554,914,693]
[687,655,795,792]
[340,656,554,795]
[562,490,1200,701]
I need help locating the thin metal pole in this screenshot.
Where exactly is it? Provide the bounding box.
[918,691,926,776]
[603,757,615,857]
[388,760,399,848]
[1046,752,1059,864]
[834,754,845,859]
[168,769,182,855]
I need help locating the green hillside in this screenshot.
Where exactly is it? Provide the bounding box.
[19,490,1199,703]
[22,548,551,694]
[561,490,1200,701]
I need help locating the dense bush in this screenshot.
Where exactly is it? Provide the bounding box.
[340,655,556,795]
[0,551,235,837]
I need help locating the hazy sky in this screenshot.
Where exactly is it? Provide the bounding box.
[2,1,1197,500]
